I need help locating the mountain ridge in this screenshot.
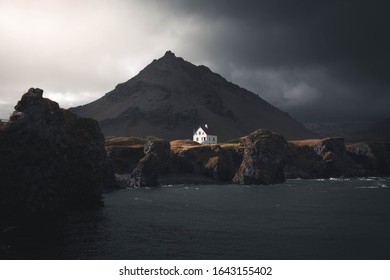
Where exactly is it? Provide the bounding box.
[71,51,317,141]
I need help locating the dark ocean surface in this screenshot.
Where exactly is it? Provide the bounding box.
[3,178,390,259]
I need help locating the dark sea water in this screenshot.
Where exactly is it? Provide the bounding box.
[3,178,390,260]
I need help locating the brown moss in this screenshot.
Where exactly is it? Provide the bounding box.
[105,136,146,147]
[219,143,240,148]
[170,139,200,147]
[289,139,322,147]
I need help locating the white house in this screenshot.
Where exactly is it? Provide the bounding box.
[193,124,217,144]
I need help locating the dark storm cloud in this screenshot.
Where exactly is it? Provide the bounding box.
[170,0,390,121]
[0,0,388,122]
[175,0,390,69]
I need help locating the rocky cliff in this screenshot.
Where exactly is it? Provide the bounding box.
[285,138,390,178]
[108,129,289,187]
[233,129,287,184]
[108,132,390,188]
[0,88,114,227]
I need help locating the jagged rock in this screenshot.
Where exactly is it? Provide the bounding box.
[347,142,390,176]
[170,145,215,174]
[143,139,171,174]
[169,141,240,182]
[312,138,365,177]
[0,88,114,227]
[128,153,159,188]
[128,139,170,187]
[233,129,287,184]
[284,143,326,179]
[204,146,237,182]
[106,146,145,173]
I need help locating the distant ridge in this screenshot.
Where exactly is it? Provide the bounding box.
[70,51,317,141]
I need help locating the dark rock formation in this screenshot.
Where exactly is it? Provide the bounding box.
[105,132,390,188]
[106,146,144,173]
[143,139,171,174]
[204,146,237,182]
[128,153,160,188]
[0,88,114,227]
[71,51,316,141]
[284,143,326,179]
[312,138,365,177]
[233,129,287,184]
[170,144,239,183]
[347,142,390,176]
[285,138,390,179]
[128,139,171,188]
[105,136,146,175]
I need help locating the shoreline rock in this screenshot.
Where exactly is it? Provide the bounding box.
[233,129,287,184]
[0,88,115,228]
[109,133,390,188]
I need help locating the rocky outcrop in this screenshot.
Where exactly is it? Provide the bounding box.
[0,88,114,226]
[204,146,237,182]
[106,146,145,173]
[347,142,390,176]
[170,143,240,183]
[128,139,171,188]
[284,143,326,179]
[128,153,160,188]
[233,129,287,184]
[284,138,388,179]
[312,138,365,177]
[106,132,390,188]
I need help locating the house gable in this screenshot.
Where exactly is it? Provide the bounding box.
[193,125,217,144]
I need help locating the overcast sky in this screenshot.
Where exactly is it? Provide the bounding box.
[1,0,389,122]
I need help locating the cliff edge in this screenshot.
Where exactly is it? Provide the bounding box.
[0,88,114,227]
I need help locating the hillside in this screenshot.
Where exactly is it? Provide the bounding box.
[71,51,316,141]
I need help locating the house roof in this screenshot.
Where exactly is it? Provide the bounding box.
[195,124,217,135]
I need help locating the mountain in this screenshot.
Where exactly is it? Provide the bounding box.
[70,51,316,141]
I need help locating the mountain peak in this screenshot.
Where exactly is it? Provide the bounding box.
[158,50,183,65]
[164,50,176,58]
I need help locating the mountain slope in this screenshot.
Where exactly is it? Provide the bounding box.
[71,51,316,141]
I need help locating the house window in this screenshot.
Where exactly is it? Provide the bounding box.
[213,137,215,141]
[198,131,201,135]
[196,137,198,141]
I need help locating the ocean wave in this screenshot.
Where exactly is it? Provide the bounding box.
[329,177,351,181]
[357,177,387,181]
[356,184,388,189]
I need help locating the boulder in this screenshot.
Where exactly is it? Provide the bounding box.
[0,88,114,226]
[233,129,287,184]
